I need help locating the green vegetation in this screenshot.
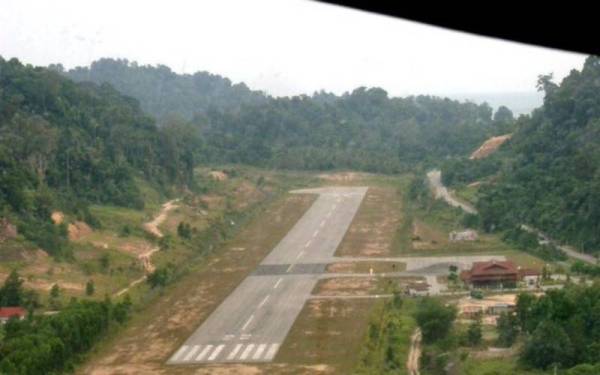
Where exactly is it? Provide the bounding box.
[0,57,202,257]
[356,297,417,374]
[64,58,267,121]
[455,56,600,253]
[0,297,131,374]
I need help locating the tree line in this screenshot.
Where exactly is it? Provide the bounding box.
[441,56,600,253]
[0,56,203,257]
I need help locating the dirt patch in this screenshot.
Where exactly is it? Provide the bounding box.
[199,194,224,210]
[234,181,265,210]
[335,186,403,257]
[143,199,179,238]
[470,134,512,160]
[209,170,228,181]
[314,278,376,296]
[326,262,405,274]
[68,221,93,240]
[317,172,369,183]
[51,211,64,225]
[0,218,17,242]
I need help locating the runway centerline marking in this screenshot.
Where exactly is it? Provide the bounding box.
[241,314,254,331]
[258,294,270,308]
[313,229,319,237]
[273,278,283,289]
[305,240,311,248]
[286,264,294,273]
[296,251,305,260]
[320,220,326,227]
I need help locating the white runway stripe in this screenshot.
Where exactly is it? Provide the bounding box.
[183,345,201,361]
[305,240,311,247]
[196,345,213,361]
[253,344,267,359]
[313,230,319,237]
[320,220,325,227]
[242,314,254,331]
[273,278,283,289]
[171,345,189,361]
[264,343,280,360]
[208,344,225,361]
[227,344,243,360]
[258,294,270,308]
[240,344,255,360]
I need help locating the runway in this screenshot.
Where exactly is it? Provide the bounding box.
[167,186,368,365]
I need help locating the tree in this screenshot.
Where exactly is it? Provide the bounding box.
[414,298,457,343]
[466,315,483,347]
[85,280,95,296]
[496,312,519,347]
[99,253,110,272]
[493,105,514,123]
[49,283,62,310]
[0,270,24,307]
[522,320,574,369]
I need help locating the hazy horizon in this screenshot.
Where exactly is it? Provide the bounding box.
[0,0,586,104]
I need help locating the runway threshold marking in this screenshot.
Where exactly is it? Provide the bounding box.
[253,344,267,359]
[240,344,255,360]
[227,344,243,360]
[171,345,189,361]
[208,344,225,361]
[264,343,280,360]
[258,294,270,308]
[196,345,213,361]
[183,345,201,361]
[274,278,283,289]
[242,314,254,331]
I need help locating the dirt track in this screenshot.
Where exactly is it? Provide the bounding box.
[406,328,421,375]
[114,199,178,297]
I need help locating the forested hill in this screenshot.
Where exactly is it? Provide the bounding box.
[63,58,268,121]
[0,56,200,256]
[446,56,600,252]
[197,87,509,173]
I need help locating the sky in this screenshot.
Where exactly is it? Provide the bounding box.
[0,0,587,101]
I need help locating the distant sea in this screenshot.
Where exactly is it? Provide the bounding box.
[447,91,544,116]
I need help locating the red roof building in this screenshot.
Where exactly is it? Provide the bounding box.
[460,260,520,288]
[0,307,26,322]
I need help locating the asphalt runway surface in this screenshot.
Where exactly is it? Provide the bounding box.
[167,186,368,365]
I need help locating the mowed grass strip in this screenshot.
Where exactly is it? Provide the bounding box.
[335,186,404,258]
[78,193,316,374]
[277,298,375,374]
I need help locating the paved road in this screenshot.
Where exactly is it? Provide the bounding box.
[426,170,477,214]
[167,187,368,365]
[429,170,597,264]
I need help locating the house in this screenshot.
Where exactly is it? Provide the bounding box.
[449,229,478,242]
[460,260,519,288]
[406,281,430,296]
[520,268,541,287]
[0,307,26,323]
